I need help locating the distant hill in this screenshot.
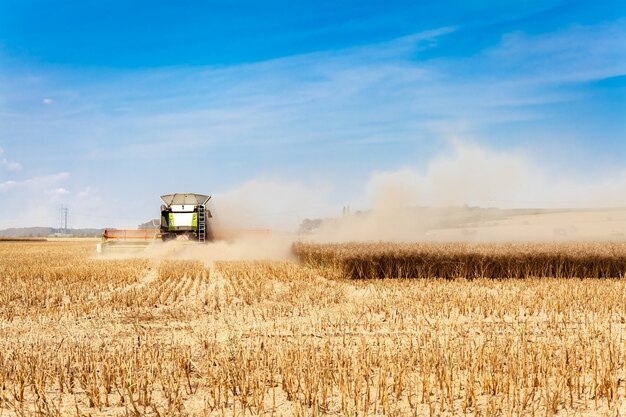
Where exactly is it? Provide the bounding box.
[0,227,104,238]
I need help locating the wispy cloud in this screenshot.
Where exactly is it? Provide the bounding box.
[95,19,625,154]
[481,19,626,84]
[0,172,69,192]
[2,20,623,156]
[0,18,625,228]
[0,148,23,171]
[47,187,69,195]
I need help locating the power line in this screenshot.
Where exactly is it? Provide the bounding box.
[59,206,69,233]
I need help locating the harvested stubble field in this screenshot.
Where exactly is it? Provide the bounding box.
[1,241,626,416]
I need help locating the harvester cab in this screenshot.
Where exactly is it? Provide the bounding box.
[159,193,212,242]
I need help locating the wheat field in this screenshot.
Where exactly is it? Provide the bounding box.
[1,241,626,416]
[293,242,626,280]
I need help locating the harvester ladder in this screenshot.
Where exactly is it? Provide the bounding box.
[197,205,206,243]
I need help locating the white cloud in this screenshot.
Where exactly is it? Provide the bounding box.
[77,186,95,198]
[96,19,624,158]
[0,148,23,172]
[483,19,626,84]
[0,172,70,192]
[0,175,114,229]
[1,20,623,163]
[42,98,54,105]
[0,180,17,190]
[48,187,70,195]
[4,161,22,171]
[0,172,72,228]
[0,20,624,231]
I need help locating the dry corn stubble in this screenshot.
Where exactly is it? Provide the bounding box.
[0,241,625,416]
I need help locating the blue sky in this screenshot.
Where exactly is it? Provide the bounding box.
[0,1,625,229]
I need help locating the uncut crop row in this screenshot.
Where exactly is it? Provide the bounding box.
[293,242,626,279]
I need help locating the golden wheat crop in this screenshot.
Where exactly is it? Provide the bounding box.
[293,241,626,279]
[1,241,626,416]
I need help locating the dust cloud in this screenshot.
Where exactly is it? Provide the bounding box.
[208,179,332,232]
[160,236,294,264]
[100,140,626,260]
[98,179,306,263]
[307,141,626,243]
[96,179,317,264]
[98,235,295,266]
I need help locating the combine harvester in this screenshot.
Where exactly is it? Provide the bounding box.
[97,193,269,253]
[159,193,213,242]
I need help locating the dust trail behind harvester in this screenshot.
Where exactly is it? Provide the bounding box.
[98,235,295,267]
[304,140,626,244]
[306,203,626,243]
[98,138,626,263]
